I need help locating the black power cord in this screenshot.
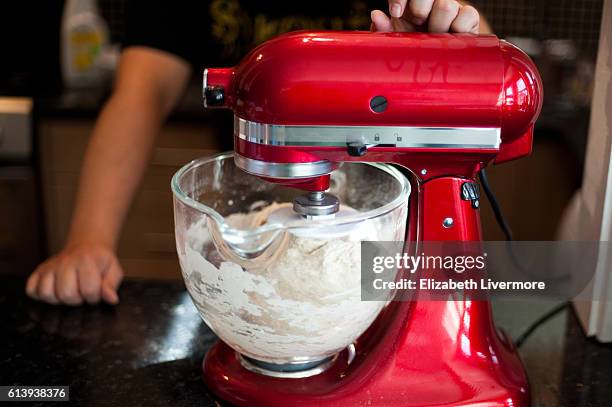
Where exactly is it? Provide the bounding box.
[478,168,569,348]
[514,302,569,348]
[478,169,513,241]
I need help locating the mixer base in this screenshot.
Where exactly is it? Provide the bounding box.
[202,300,530,407]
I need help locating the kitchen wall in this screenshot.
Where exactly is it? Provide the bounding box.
[473,0,603,57]
[96,0,605,56]
[0,1,64,95]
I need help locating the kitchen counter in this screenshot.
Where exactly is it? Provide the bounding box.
[1,275,611,407]
[1,277,218,406]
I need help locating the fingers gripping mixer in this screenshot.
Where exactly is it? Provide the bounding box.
[200,31,542,406]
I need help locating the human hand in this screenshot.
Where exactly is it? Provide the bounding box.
[26,243,123,306]
[371,0,483,34]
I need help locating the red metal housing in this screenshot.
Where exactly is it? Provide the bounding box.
[201,31,543,407]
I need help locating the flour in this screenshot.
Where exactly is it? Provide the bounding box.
[178,203,388,364]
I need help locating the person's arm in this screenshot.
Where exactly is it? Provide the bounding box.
[372,0,492,34]
[26,47,191,305]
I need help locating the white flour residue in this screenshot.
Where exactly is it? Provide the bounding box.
[178,203,386,364]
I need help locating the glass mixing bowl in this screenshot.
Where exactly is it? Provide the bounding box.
[172,153,410,366]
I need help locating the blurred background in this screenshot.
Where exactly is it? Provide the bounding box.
[0,0,605,278]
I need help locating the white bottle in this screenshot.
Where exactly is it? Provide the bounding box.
[61,0,109,88]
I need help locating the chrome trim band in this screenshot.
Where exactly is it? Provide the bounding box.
[234,153,335,179]
[236,116,501,149]
[237,353,338,379]
[202,68,208,108]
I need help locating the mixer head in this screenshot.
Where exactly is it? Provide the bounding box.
[203,31,543,190]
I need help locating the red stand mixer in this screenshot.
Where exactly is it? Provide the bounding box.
[199,31,543,406]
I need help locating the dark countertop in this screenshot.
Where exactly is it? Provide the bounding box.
[1,277,219,407]
[2,275,611,407]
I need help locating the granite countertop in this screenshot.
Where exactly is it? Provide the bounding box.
[1,275,611,406]
[1,277,219,407]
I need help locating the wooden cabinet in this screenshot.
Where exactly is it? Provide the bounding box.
[0,166,43,275]
[38,118,225,279]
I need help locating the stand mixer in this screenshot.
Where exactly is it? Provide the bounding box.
[175,31,542,406]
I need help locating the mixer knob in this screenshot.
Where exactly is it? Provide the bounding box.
[369,95,388,113]
[461,181,480,209]
[347,142,367,157]
[204,86,225,106]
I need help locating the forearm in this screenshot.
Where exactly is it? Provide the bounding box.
[64,47,191,251]
[66,92,165,249]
